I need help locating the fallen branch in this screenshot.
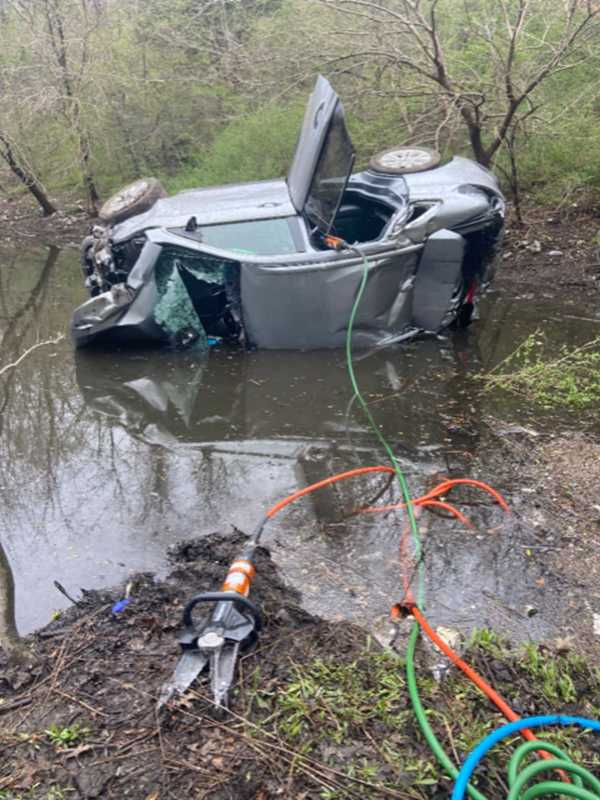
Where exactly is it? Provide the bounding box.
[0,333,64,377]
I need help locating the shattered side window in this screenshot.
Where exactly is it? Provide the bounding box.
[154,248,240,348]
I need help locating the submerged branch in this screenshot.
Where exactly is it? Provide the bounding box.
[0,333,65,378]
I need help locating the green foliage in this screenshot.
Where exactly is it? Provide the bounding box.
[45,722,88,749]
[468,628,506,655]
[261,650,408,743]
[163,100,305,191]
[1,0,600,207]
[243,632,600,799]
[480,331,600,409]
[504,87,600,202]
[522,643,579,704]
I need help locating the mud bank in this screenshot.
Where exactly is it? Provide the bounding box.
[1,534,599,800]
[473,429,600,661]
[0,196,91,249]
[500,204,600,289]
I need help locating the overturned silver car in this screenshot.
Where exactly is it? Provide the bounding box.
[72,76,504,350]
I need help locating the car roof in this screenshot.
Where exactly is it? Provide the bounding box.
[112,178,296,243]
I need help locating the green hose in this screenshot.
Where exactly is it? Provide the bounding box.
[346,249,481,794]
[344,248,422,586]
[344,249,600,800]
[507,740,600,799]
[405,623,488,800]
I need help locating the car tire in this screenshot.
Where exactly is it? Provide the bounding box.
[98,178,167,225]
[368,146,441,175]
[80,234,94,274]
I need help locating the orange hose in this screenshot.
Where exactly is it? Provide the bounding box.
[363,498,472,526]
[265,465,395,519]
[261,466,559,773]
[419,479,510,512]
[418,499,473,527]
[267,471,508,522]
[360,478,510,525]
[401,604,565,772]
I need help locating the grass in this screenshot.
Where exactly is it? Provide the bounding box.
[480,331,600,410]
[44,722,88,749]
[244,630,600,798]
[262,650,409,743]
[161,100,305,194]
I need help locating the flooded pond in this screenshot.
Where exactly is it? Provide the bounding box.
[1,244,599,655]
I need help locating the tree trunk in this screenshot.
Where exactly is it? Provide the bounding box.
[0,132,58,216]
[44,0,100,216]
[0,538,25,658]
[75,115,101,216]
[458,107,491,167]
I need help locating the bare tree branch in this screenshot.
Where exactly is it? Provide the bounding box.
[0,334,65,379]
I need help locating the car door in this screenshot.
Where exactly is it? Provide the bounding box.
[286,75,355,237]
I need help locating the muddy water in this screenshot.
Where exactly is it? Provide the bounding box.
[1,245,599,651]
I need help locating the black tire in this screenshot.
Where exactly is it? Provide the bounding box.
[98,178,167,225]
[368,146,441,175]
[80,234,95,278]
[456,301,474,328]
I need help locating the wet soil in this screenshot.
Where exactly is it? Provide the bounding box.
[483,431,600,650]
[0,195,91,249]
[500,203,600,288]
[1,534,599,800]
[468,426,600,664]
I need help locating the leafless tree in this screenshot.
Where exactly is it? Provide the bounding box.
[2,0,104,214]
[319,0,600,167]
[0,129,57,215]
[40,0,101,214]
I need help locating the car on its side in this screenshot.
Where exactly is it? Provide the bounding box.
[72,75,504,350]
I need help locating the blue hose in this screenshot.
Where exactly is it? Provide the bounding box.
[452,715,600,800]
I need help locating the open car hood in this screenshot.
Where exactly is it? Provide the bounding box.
[287,75,355,234]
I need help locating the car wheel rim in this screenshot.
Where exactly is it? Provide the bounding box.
[378,149,433,169]
[109,180,149,212]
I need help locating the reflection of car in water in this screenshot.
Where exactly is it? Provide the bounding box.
[72,75,504,350]
[74,337,484,455]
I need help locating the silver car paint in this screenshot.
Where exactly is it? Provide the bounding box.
[72,68,504,350]
[111,179,295,245]
[286,74,342,215]
[72,158,503,349]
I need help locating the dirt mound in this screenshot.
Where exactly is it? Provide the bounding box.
[0,533,366,799]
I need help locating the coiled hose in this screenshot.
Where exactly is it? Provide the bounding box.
[452,716,600,800]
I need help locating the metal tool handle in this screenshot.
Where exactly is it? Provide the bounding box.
[182,591,262,632]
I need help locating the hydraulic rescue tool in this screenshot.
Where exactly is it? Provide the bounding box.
[158,542,260,709]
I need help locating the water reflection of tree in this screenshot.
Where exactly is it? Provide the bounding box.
[0,245,103,544]
[0,245,59,424]
[0,248,64,653]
